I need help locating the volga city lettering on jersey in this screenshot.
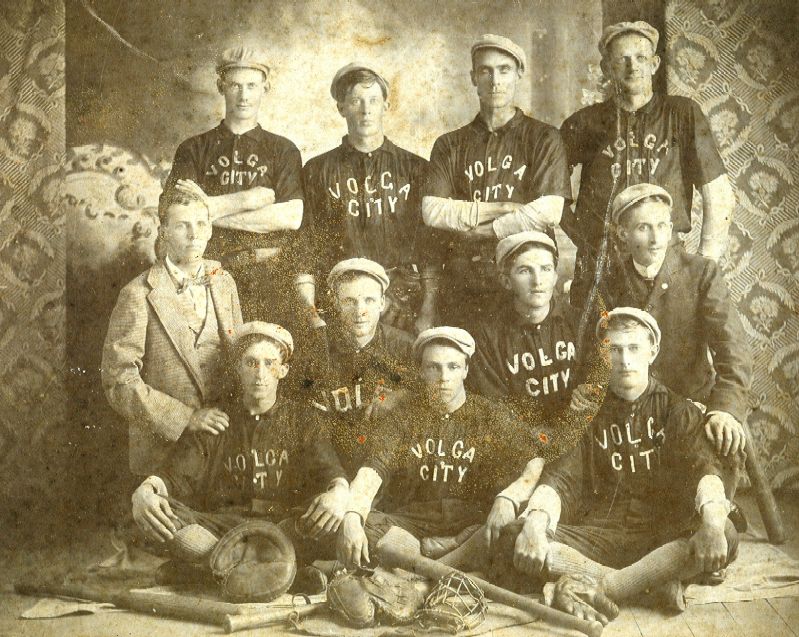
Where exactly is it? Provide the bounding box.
[204,150,269,186]
[504,339,576,398]
[223,447,290,489]
[594,415,665,474]
[464,154,528,201]
[409,438,477,483]
[325,171,412,218]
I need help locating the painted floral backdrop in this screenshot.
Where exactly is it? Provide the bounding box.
[666,0,799,487]
[0,0,67,514]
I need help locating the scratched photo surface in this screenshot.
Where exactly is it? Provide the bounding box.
[0,1,798,636]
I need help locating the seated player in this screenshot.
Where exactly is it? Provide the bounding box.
[486,308,743,622]
[290,258,415,477]
[607,183,752,459]
[130,322,348,575]
[336,327,543,569]
[102,188,242,476]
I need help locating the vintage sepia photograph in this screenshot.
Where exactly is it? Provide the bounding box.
[0,0,797,635]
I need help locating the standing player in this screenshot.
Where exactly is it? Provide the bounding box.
[303,63,440,333]
[163,46,314,326]
[422,34,571,328]
[560,21,735,313]
[336,327,544,569]
[290,258,415,477]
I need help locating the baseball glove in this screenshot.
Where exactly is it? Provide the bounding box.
[327,567,425,627]
[548,574,619,626]
[209,520,296,603]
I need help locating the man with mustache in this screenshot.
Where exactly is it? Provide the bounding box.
[422,34,571,329]
[102,188,242,475]
[335,327,542,569]
[607,183,751,461]
[290,258,414,478]
[560,21,734,314]
[163,46,313,327]
[302,63,440,334]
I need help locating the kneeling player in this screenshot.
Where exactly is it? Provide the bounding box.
[336,327,542,569]
[130,322,348,578]
[488,308,743,623]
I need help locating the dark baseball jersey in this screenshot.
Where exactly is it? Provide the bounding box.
[157,397,345,515]
[163,122,304,259]
[540,378,742,530]
[424,108,572,270]
[290,321,415,476]
[364,393,540,512]
[302,137,431,277]
[469,297,580,415]
[560,94,725,255]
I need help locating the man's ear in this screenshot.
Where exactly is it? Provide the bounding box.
[216,77,224,95]
[616,224,628,244]
[650,54,661,75]
[336,101,346,118]
[470,68,477,87]
[278,362,289,380]
[378,294,387,313]
[499,272,512,292]
[600,56,611,80]
[648,344,659,365]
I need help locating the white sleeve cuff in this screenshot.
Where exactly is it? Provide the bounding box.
[491,196,564,239]
[347,467,383,522]
[695,474,730,515]
[142,475,168,497]
[498,457,545,508]
[422,196,477,231]
[520,484,561,533]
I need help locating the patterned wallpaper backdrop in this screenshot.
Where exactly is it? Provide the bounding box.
[666,0,799,488]
[0,0,68,522]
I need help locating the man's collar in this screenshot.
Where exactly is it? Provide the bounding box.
[608,376,667,404]
[509,294,568,327]
[164,256,203,285]
[611,91,662,116]
[632,257,664,280]
[340,136,398,156]
[469,107,524,135]
[330,321,383,354]
[216,120,264,141]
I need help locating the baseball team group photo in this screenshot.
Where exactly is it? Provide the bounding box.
[2,1,798,636]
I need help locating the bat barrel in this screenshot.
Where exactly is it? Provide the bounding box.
[224,602,325,633]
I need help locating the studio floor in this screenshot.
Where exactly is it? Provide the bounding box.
[0,492,797,637]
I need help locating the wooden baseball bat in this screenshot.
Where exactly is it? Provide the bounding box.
[15,581,246,626]
[376,527,604,637]
[224,602,326,633]
[742,420,786,544]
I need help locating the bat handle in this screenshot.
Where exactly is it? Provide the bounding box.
[224,602,324,633]
[742,424,786,545]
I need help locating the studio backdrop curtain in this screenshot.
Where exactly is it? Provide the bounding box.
[666,0,799,488]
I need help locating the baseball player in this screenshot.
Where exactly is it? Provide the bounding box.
[422,34,571,329]
[487,309,743,621]
[289,258,415,477]
[336,327,543,570]
[302,63,440,334]
[163,46,314,326]
[131,322,348,560]
[607,183,752,459]
[102,188,242,475]
[560,21,735,313]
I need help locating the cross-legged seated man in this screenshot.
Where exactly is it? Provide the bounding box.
[336,327,543,570]
[486,308,743,624]
[130,322,348,594]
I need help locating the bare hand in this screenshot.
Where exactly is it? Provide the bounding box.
[704,411,746,456]
[690,522,728,573]
[132,484,181,543]
[300,485,348,538]
[485,497,516,549]
[187,408,229,435]
[513,513,550,576]
[336,512,370,569]
[570,383,602,412]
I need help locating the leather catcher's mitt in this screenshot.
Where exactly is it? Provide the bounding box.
[327,567,425,627]
[209,520,296,603]
[548,574,620,626]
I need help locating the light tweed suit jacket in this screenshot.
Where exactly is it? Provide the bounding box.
[102,259,242,475]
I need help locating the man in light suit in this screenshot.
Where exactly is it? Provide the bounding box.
[102,188,243,476]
